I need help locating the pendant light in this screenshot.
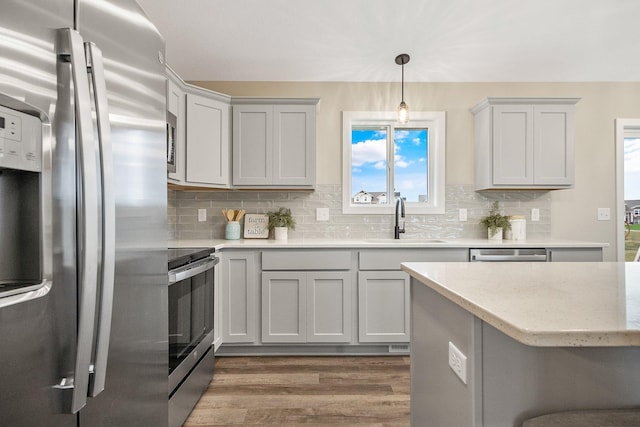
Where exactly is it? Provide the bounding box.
[395,53,410,124]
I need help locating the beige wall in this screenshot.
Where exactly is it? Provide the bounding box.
[192,81,640,261]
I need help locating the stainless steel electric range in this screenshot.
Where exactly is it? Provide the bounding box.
[167,247,218,427]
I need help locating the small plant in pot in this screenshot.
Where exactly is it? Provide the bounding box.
[479,201,511,240]
[267,207,296,241]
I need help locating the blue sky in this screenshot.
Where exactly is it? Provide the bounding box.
[351,128,428,202]
[625,137,640,200]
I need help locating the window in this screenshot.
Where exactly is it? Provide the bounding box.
[342,111,446,214]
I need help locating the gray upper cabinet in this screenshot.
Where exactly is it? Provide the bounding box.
[185,93,230,187]
[233,99,318,188]
[166,66,231,188]
[472,98,579,190]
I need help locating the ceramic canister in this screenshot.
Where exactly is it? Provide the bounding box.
[507,215,526,240]
[225,221,240,240]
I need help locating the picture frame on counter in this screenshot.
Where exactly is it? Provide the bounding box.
[243,214,269,238]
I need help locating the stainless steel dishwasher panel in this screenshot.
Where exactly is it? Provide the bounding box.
[469,248,548,262]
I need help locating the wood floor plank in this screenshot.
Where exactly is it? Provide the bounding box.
[184,355,410,426]
[192,394,410,410]
[213,373,319,385]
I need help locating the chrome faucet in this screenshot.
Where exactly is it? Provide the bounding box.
[394,197,405,239]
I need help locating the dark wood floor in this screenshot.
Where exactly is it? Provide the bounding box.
[184,356,410,426]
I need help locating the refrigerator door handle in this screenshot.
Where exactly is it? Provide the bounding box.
[85,41,115,398]
[55,28,100,414]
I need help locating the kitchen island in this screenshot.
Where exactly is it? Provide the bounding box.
[401,262,640,427]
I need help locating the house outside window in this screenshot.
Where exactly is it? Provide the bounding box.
[342,111,446,214]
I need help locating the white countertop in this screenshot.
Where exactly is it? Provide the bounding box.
[169,238,607,250]
[401,261,640,347]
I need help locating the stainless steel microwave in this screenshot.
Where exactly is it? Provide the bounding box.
[167,111,177,173]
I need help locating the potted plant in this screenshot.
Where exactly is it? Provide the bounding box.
[479,201,511,240]
[267,207,296,241]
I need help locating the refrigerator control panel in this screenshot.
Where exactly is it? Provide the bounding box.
[0,104,42,172]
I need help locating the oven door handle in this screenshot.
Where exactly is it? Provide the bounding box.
[168,257,218,285]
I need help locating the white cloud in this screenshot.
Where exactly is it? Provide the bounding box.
[373,161,386,170]
[352,138,386,166]
[395,130,411,141]
[394,153,412,168]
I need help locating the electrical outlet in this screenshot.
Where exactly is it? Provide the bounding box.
[459,208,467,222]
[198,208,207,222]
[597,207,611,221]
[531,208,540,222]
[316,207,330,221]
[448,342,467,384]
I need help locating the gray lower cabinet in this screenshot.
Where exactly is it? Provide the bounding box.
[358,248,468,344]
[219,251,259,343]
[358,271,410,343]
[547,247,603,262]
[261,271,352,343]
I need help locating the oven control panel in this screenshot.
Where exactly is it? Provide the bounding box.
[0,104,42,172]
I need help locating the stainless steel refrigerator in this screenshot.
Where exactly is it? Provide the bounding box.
[0,1,168,426]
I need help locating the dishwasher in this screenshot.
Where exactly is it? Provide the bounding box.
[469,248,549,262]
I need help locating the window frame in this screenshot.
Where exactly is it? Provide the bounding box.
[342,111,446,214]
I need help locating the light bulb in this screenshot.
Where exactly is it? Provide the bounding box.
[398,101,409,124]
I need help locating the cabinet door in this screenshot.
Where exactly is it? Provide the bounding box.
[262,272,307,343]
[358,271,410,343]
[167,76,185,183]
[219,252,258,343]
[233,105,273,185]
[548,248,603,262]
[186,93,230,186]
[492,105,534,185]
[533,105,574,186]
[307,272,351,343]
[273,105,315,186]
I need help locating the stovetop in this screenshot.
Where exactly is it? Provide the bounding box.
[168,247,215,270]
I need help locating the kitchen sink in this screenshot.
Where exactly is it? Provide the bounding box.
[365,238,447,243]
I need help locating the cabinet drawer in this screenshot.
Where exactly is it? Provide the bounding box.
[262,251,352,270]
[359,249,468,270]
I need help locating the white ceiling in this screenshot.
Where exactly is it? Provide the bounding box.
[136,0,640,82]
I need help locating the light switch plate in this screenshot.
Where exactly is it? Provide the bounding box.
[459,208,467,222]
[597,207,611,221]
[316,207,330,221]
[531,208,540,222]
[198,208,206,222]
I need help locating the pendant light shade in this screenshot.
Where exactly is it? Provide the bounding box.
[395,53,410,124]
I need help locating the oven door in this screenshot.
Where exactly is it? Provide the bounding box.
[168,256,217,394]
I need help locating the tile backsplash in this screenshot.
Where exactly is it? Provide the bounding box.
[168,184,551,241]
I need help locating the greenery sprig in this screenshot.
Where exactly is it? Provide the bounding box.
[267,207,296,230]
[479,201,511,234]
